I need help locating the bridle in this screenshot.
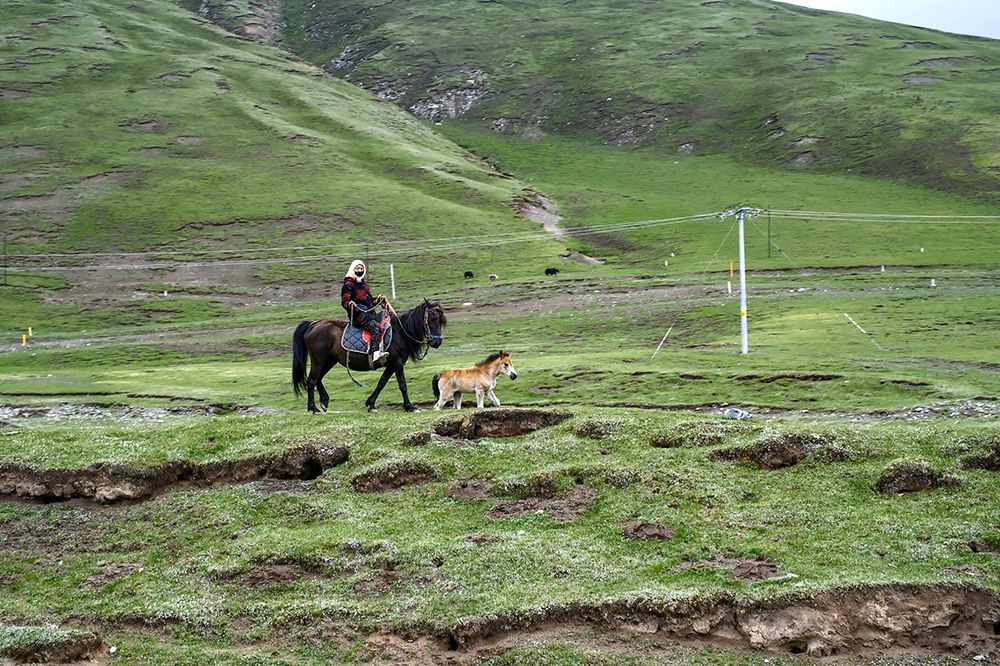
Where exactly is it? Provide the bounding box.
[399,305,443,347]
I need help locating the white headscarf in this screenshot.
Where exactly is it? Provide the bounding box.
[345,259,366,281]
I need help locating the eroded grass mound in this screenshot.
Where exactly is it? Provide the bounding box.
[0,625,103,664]
[712,433,845,469]
[0,443,348,503]
[875,459,959,494]
[350,458,437,493]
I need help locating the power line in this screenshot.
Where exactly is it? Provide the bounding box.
[9,213,716,260]
[770,210,1000,219]
[14,213,716,272]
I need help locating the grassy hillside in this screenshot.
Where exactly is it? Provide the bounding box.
[278,0,1000,201]
[0,0,564,300]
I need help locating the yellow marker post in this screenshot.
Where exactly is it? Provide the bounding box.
[729,261,734,278]
[22,335,27,346]
[27,327,32,337]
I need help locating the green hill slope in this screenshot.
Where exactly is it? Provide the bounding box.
[277,0,1000,201]
[0,0,555,275]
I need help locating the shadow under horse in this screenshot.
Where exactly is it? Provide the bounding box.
[292,299,446,413]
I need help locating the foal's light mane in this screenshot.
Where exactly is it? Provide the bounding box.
[474,351,507,367]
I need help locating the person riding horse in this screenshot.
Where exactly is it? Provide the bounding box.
[341,259,386,360]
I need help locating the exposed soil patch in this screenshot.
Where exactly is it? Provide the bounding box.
[734,372,841,383]
[0,145,50,161]
[78,562,141,590]
[622,522,675,541]
[875,460,957,494]
[903,41,937,48]
[120,118,164,132]
[446,479,493,501]
[0,627,103,663]
[401,431,431,447]
[433,409,571,440]
[211,560,323,589]
[791,151,817,166]
[969,540,1000,555]
[0,172,127,219]
[351,561,415,596]
[672,554,782,581]
[446,584,999,657]
[350,459,436,493]
[173,135,203,144]
[511,188,563,239]
[915,56,986,67]
[156,71,189,80]
[903,76,944,85]
[0,443,348,504]
[712,433,843,469]
[487,485,596,522]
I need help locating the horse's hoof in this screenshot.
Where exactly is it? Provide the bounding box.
[405,406,419,413]
[320,403,329,412]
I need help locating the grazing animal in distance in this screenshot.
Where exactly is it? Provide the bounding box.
[545,267,559,276]
[432,351,517,409]
[489,274,498,281]
[464,270,474,279]
[292,300,447,413]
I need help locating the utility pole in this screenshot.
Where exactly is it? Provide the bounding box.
[767,207,772,259]
[719,206,762,354]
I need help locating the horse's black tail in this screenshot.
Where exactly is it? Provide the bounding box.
[292,321,312,398]
[432,373,441,399]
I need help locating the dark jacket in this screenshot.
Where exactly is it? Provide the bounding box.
[341,277,375,315]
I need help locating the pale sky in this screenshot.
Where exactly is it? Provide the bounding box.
[775,0,1000,40]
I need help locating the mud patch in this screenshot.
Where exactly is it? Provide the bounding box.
[78,562,141,590]
[713,432,845,469]
[173,135,203,145]
[211,560,321,589]
[875,460,958,494]
[446,479,493,500]
[433,409,571,440]
[0,626,103,663]
[622,522,675,541]
[350,459,436,493]
[0,443,348,504]
[903,76,944,85]
[487,485,596,522]
[0,145,49,161]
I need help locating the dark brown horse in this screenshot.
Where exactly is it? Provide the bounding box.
[292,300,446,413]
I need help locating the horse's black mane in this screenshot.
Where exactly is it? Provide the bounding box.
[395,300,446,363]
[474,351,506,367]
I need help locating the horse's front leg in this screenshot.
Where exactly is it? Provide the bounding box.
[394,365,417,412]
[475,389,485,409]
[487,389,501,407]
[365,364,395,412]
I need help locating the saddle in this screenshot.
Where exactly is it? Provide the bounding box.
[341,309,393,355]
